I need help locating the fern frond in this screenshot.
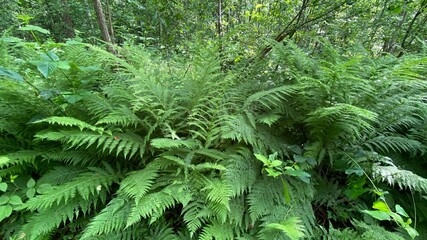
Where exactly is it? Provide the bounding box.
[266,217,306,240]
[199,220,234,240]
[37,166,85,186]
[21,197,93,240]
[34,116,104,132]
[0,150,38,168]
[150,138,200,150]
[364,135,422,153]
[42,150,96,166]
[81,197,131,239]
[305,103,377,141]
[373,160,427,194]
[182,198,211,235]
[118,163,160,202]
[25,168,117,211]
[224,152,259,197]
[203,178,231,210]
[126,184,183,227]
[36,130,146,159]
[244,85,299,111]
[95,106,142,128]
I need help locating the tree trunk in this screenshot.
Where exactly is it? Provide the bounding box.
[62,0,75,39]
[93,0,115,53]
[106,0,115,43]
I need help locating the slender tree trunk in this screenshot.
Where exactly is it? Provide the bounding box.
[93,0,115,53]
[106,0,115,43]
[62,0,75,39]
[399,1,427,51]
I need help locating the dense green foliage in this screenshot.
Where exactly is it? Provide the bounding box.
[1,0,427,239]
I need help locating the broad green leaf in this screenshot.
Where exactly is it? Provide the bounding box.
[0,182,7,192]
[404,225,419,239]
[9,195,23,205]
[293,155,306,163]
[372,201,390,212]
[265,168,281,178]
[26,188,36,199]
[254,154,269,164]
[270,160,282,167]
[345,167,364,176]
[37,62,56,78]
[362,210,391,221]
[284,169,311,183]
[395,204,409,217]
[0,196,9,205]
[0,205,13,222]
[46,51,59,61]
[26,178,36,188]
[0,67,24,82]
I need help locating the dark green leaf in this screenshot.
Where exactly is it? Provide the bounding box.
[0,67,24,82]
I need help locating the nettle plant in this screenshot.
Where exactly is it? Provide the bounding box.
[0,29,427,240]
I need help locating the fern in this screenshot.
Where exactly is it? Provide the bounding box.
[266,217,306,240]
[373,159,427,194]
[118,163,160,201]
[25,167,117,211]
[81,197,131,238]
[21,197,94,240]
[34,116,104,132]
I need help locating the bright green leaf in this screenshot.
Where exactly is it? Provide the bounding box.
[362,210,391,221]
[26,188,36,199]
[0,205,13,222]
[395,204,409,217]
[0,196,9,205]
[373,201,390,212]
[0,183,7,192]
[404,225,419,239]
[270,160,282,167]
[9,195,23,205]
[254,154,269,164]
[26,178,36,188]
[266,168,281,177]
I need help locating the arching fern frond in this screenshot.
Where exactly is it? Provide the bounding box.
[81,197,131,239]
[373,160,427,194]
[0,150,39,168]
[34,116,104,132]
[25,167,117,211]
[364,135,422,154]
[118,163,160,202]
[20,197,94,240]
[305,103,377,141]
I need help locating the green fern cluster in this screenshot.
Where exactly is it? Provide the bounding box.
[1,34,427,240]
